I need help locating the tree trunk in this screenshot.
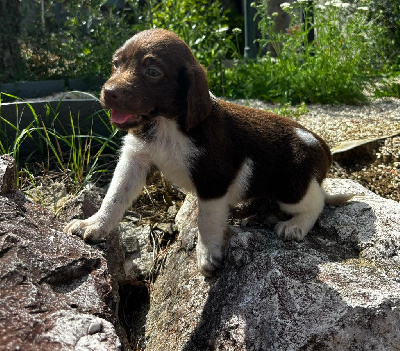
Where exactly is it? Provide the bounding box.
[0,0,21,82]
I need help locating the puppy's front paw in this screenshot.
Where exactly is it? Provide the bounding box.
[275,220,306,241]
[64,217,108,242]
[196,241,224,277]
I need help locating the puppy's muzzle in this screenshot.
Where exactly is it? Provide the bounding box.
[102,85,125,107]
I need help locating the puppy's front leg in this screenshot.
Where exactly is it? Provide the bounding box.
[196,196,229,277]
[64,151,151,242]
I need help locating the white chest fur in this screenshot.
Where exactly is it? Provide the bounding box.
[124,118,200,193]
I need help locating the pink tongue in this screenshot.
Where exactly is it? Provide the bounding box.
[111,110,133,124]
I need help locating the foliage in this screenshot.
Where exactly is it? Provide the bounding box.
[216,0,390,104]
[137,0,235,89]
[12,0,232,83]
[0,0,23,82]
[3,0,399,104]
[16,0,140,81]
[375,75,400,99]
[142,0,232,66]
[365,0,400,66]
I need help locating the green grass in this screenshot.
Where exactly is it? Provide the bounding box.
[272,102,308,119]
[0,92,119,192]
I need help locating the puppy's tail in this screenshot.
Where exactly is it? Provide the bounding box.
[324,192,354,205]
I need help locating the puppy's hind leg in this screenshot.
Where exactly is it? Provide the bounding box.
[275,179,325,241]
[197,196,229,277]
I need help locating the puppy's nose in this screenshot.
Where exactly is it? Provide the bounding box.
[103,85,123,102]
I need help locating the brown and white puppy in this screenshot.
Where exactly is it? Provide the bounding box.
[64,29,351,276]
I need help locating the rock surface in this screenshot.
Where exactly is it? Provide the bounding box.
[57,183,105,222]
[0,156,121,350]
[119,223,154,279]
[0,154,16,194]
[145,179,400,351]
[35,180,155,282]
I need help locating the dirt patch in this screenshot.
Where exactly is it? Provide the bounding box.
[329,136,400,202]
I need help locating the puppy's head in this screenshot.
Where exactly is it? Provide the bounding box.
[101,29,212,131]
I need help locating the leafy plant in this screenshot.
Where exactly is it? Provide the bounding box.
[364,0,400,66]
[13,0,233,84]
[375,75,400,99]
[219,0,389,104]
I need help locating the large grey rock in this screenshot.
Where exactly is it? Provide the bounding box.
[145,179,400,350]
[0,157,121,350]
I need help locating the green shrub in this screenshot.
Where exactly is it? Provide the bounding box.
[14,0,232,83]
[6,0,398,104]
[218,0,389,104]
[365,0,400,67]
[375,75,400,99]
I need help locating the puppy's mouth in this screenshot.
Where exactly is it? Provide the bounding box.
[110,109,155,129]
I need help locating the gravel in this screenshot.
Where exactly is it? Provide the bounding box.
[229,97,400,202]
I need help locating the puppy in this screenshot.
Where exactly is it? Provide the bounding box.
[64,29,351,276]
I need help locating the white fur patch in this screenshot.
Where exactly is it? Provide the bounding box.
[209,90,217,101]
[276,178,325,240]
[147,117,201,192]
[295,128,318,147]
[197,195,229,276]
[196,158,253,275]
[227,158,254,206]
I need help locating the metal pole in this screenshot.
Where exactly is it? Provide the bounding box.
[41,0,45,32]
[243,0,257,58]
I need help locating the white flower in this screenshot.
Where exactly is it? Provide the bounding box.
[341,3,350,8]
[315,4,326,9]
[216,26,229,33]
[272,12,279,17]
[328,0,344,7]
[280,2,291,9]
[357,6,369,11]
[232,28,242,35]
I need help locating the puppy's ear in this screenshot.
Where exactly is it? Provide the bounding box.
[184,64,212,131]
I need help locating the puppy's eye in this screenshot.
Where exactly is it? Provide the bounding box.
[146,68,161,77]
[113,60,120,69]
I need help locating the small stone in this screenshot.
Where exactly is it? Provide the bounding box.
[167,205,178,217]
[120,232,139,254]
[156,222,177,235]
[0,155,17,195]
[88,319,102,335]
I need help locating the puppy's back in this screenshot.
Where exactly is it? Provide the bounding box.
[191,99,332,204]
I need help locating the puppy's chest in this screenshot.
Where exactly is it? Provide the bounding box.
[148,119,200,192]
